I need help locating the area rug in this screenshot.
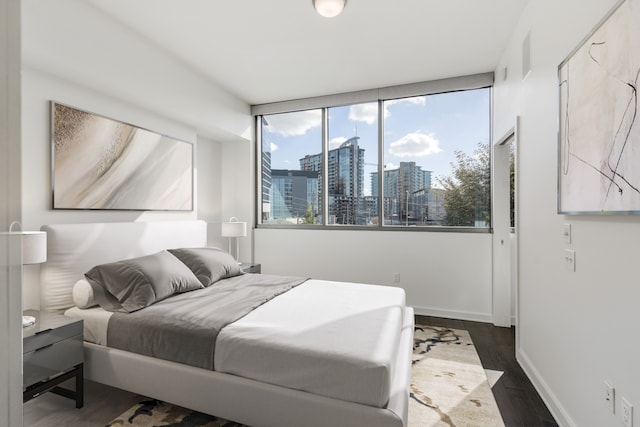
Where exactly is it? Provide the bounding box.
[106,325,504,427]
[410,325,505,427]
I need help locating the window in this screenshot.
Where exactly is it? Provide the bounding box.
[260,110,322,224]
[255,74,492,230]
[382,89,491,227]
[325,103,378,226]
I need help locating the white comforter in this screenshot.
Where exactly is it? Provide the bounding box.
[216,279,406,408]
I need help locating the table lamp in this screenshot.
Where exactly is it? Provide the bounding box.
[221,217,247,262]
[9,222,47,327]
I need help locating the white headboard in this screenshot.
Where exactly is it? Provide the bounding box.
[40,221,207,312]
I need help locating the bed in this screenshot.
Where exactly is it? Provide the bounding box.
[39,220,413,427]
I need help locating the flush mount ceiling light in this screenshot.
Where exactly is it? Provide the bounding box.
[313,0,347,18]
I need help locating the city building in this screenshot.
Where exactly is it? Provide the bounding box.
[268,169,319,224]
[300,136,365,224]
[371,162,433,225]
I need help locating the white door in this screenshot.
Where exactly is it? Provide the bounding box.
[492,122,517,327]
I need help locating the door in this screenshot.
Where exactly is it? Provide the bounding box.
[492,121,517,328]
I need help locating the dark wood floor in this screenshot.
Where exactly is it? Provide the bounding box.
[25,316,558,427]
[416,315,558,427]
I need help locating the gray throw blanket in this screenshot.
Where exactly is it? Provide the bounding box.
[107,273,306,370]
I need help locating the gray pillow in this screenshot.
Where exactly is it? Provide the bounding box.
[168,247,243,287]
[84,250,203,313]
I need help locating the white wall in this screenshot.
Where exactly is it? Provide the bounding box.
[255,229,494,321]
[220,132,255,263]
[1,0,24,424]
[494,1,640,426]
[21,0,250,143]
[20,0,252,310]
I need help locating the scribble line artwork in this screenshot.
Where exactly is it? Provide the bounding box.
[558,0,640,214]
[52,103,193,211]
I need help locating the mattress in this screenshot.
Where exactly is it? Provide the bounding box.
[66,279,406,408]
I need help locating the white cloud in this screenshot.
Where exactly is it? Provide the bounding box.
[386,96,426,108]
[265,110,322,136]
[349,104,378,124]
[348,96,427,124]
[270,142,278,152]
[329,136,347,150]
[388,132,442,157]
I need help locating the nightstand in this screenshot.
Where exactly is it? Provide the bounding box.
[240,262,261,273]
[23,309,84,408]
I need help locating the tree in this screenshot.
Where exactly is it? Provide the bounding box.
[301,203,316,224]
[438,142,491,227]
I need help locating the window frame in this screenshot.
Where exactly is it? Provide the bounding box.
[254,73,493,233]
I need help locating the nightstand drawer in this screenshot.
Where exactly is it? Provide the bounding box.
[23,311,83,353]
[23,334,83,387]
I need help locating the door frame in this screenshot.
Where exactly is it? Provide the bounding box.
[491,117,519,327]
[1,0,24,425]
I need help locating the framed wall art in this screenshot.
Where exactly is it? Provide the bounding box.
[51,102,194,211]
[558,0,640,214]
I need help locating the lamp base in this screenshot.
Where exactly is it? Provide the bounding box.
[22,315,36,328]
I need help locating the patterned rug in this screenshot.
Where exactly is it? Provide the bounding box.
[410,325,505,426]
[106,325,504,427]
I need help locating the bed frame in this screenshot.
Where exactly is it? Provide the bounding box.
[40,221,413,427]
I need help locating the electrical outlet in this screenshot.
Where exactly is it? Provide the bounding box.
[392,273,400,283]
[622,397,633,427]
[604,381,615,414]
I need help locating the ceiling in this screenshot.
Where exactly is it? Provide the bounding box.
[86,0,529,106]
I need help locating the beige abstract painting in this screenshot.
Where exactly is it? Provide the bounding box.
[52,103,193,211]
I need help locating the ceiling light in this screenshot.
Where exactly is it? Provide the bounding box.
[313,0,347,18]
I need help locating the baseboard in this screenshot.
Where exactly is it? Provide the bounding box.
[517,348,575,427]
[412,306,493,324]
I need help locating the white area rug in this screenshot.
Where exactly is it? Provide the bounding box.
[410,325,505,426]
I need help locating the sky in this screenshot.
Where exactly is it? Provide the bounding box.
[261,87,490,195]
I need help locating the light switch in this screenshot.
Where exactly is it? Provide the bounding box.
[564,249,575,272]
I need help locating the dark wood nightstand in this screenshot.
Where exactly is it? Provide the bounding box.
[240,263,261,273]
[23,309,84,408]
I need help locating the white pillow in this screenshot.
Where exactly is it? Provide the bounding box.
[72,279,98,309]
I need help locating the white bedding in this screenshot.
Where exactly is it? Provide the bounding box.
[66,279,405,409]
[217,279,405,408]
[65,306,112,346]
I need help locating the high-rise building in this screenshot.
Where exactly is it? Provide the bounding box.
[371,162,432,224]
[300,136,365,224]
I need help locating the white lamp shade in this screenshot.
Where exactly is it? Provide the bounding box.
[221,221,247,238]
[313,0,347,17]
[21,231,47,265]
